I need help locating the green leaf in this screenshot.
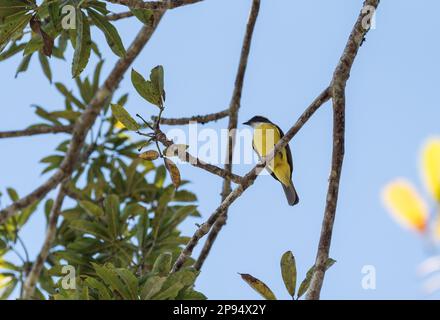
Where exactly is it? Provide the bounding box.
[280,250,297,297]
[239,273,276,300]
[104,194,120,238]
[0,0,33,20]
[79,200,104,218]
[140,275,166,300]
[111,103,139,131]
[6,187,18,201]
[70,219,110,240]
[131,68,162,107]
[114,268,138,299]
[15,52,31,77]
[0,12,32,49]
[38,51,52,83]
[297,266,314,299]
[92,263,132,300]
[152,252,172,275]
[71,10,91,78]
[150,65,165,102]
[296,258,336,299]
[130,8,153,24]
[84,277,112,300]
[87,8,125,57]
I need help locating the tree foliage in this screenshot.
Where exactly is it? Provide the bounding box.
[0,0,204,299]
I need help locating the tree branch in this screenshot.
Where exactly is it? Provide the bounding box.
[21,183,66,299]
[172,88,331,273]
[306,0,380,300]
[154,128,244,184]
[0,125,73,139]
[194,0,261,271]
[107,11,134,21]
[154,109,229,125]
[0,12,165,225]
[105,0,204,10]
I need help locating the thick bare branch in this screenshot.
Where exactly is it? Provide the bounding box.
[194,0,261,271]
[21,184,66,299]
[154,109,229,125]
[105,0,203,10]
[172,88,331,272]
[0,13,165,225]
[154,129,244,184]
[0,125,73,139]
[306,0,380,300]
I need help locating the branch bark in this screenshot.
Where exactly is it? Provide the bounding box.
[107,11,134,21]
[154,109,229,125]
[105,0,203,10]
[0,13,165,225]
[306,0,380,300]
[172,88,331,273]
[0,125,73,139]
[21,184,66,299]
[194,0,261,271]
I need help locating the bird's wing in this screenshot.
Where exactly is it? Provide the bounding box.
[273,124,293,176]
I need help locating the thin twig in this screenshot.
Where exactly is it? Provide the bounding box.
[0,125,73,139]
[194,0,261,271]
[306,0,380,300]
[0,12,165,225]
[21,184,66,300]
[172,88,331,273]
[153,109,229,125]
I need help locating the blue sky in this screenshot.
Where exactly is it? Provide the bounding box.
[2,0,440,299]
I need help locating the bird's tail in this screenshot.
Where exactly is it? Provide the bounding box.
[282,181,299,206]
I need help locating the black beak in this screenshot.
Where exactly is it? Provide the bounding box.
[242,120,251,126]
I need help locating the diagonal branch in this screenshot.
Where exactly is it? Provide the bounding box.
[154,128,243,184]
[306,0,380,300]
[154,109,229,125]
[0,12,165,225]
[0,125,73,139]
[105,0,204,10]
[194,0,261,271]
[172,88,331,273]
[21,183,66,299]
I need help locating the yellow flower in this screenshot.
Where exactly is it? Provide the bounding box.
[382,179,428,232]
[421,138,440,202]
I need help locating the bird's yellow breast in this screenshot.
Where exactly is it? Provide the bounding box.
[253,123,292,186]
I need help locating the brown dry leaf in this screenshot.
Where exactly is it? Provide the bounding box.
[164,158,181,189]
[30,15,54,57]
[139,150,160,161]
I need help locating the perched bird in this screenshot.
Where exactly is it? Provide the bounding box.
[243,116,299,206]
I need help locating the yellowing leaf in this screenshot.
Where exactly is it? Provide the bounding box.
[139,150,159,161]
[164,158,181,189]
[239,273,276,300]
[382,179,428,232]
[421,138,440,201]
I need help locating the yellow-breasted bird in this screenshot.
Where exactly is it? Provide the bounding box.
[243,116,299,206]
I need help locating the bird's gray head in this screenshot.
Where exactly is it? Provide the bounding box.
[242,116,272,128]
